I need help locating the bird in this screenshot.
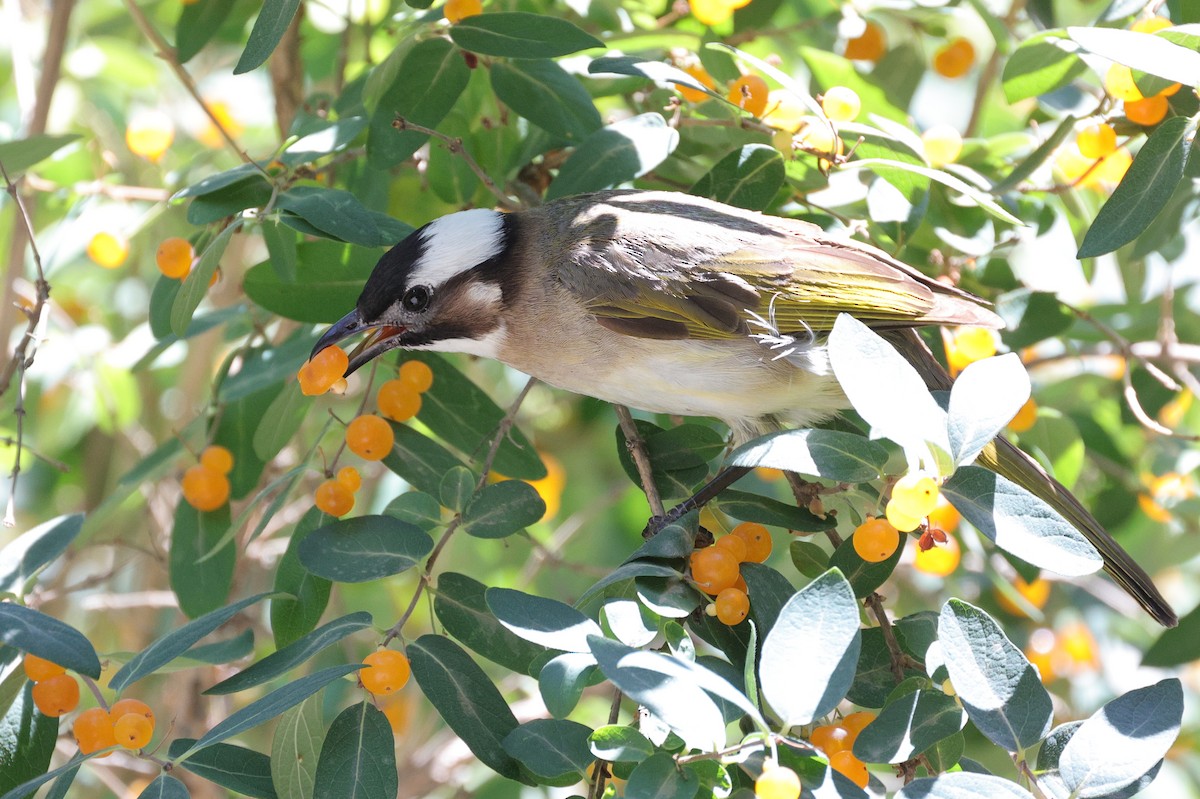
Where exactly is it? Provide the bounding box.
[311,189,1177,627]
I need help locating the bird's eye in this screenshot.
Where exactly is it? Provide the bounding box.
[402,285,432,312]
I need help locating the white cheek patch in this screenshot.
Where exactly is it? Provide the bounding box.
[410,209,506,287]
[414,325,508,359]
[463,282,503,306]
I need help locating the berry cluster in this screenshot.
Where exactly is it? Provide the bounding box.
[315,466,362,517]
[810,711,877,788]
[885,472,940,533]
[182,445,234,512]
[77,698,156,755]
[298,345,350,396]
[26,654,80,718]
[377,360,434,422]
[360,649,411,696]
[691,522,773,625]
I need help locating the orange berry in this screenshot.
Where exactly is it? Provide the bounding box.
[114,713,154,749]
[399,360,435,392]
[841,711,875,742]
[811,723,852,754]
[853,517,900,562]
[361,649,411,695]
[714,534,748,562]
[933,37,975,78]
[199,445,234,475]
[156,237,194,279]
[927,495,960,534]
[844,21,886,61]
[1008,398,1038,432]
[125,110,174,163]
[87,232,129,269]
[1086,146,1132,188]
[1157,82,1182,97]
[1105,64,1143,102]
[756,764,801,799]
[913,533,961,576]
[345,414,395,461]
[181,464,230,511]
[314,478,355,517]
[444,0,482,24]
[110,698,155,729]
[821,86,861,122]
[678,63,717,103]
[1125,94,1169,126]
[996,576,1052,617]
[714,587,750,625]
[32,673,80,717]
[336,465,362,492]
[727,74,770,117]
[377,379,422,422]
[731,521,772,562]
[74,707,116,756]
[689,547,741,595]
[23,654,65,682]
[890,473,940,518]
[298,346,350,396]
[830,750,869,788]
[1076,122,1117,159]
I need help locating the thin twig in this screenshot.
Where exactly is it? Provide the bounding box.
[614,405,666,517]
[0,436,68,471]
[587,687,625,799]
[392,117,522,211]
[23,174,170,202]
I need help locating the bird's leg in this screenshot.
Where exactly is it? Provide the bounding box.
[643,465,754,538]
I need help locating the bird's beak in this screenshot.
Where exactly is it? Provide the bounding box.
[312,310,408,376]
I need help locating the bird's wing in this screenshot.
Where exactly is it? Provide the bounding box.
[556,217,998,341]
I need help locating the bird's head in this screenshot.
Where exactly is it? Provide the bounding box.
[312,208,517,374]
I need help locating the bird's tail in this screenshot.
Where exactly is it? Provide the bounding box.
[884,330,1178,628]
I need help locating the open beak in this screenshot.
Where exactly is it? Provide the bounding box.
[312,309,408,376]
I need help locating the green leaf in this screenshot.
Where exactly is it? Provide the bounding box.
[992,115,1078,194]
[539,652,598,718]
[448,12,602,58]
[463,480,545,538]
[0,684,58,799]
[399,355,545,480]
[170,502,235,618]
[408,634,526,782]
[486,587,603,652]
[624,753,703,799]
[947,354,1031,466]
[718,490,835,532]
[853,689,965,764]
[1077,117,1191,258]
[206,612,373,695]
[271,508,333,649]
[235,0,301,74]
[0,134,81,176]
[502,719,594,785]
[588,725,655,763]
[383,491,444,531]
[741,562,797,634]
[187,178,272,225]
[297,515,433,583]
[730,428,889,483]
[588,55,722,100]
[1067,26,1200,86]
[186,630,255,665]
[252,384,311,463]
[383,424,469,496]
[1059,679,1182,798]
[490,60,601,142]
[799,46,907,123]
[244,239,378,324]
[136,775,190,799]
[896,772,1035,798]
[1002,31,1088,102]
[168,740,277,799]
[110,593,274,694]
[173,164,265,200]
[175,0,235,63]
[938,600,1052,752]
[276,186,411,248]
[846,158,1022,225]
[995,290,1074,349]
[790,539,830,578]
[271,698,322,799]
[942,465,1102,576]
[545,113,680,200]
[313,702,397,799]
[177,665,362,763]
[760,569,861,727]
[692,144,786,211]
[1144,600,1200,666]
[0,513,82,596]
[829,532,903,598]
[367,38,471,169]
[0,605,101,678]
[282,117,369,167]
[576,562,682,612]
[172,221,239,336]
[434,573,549,676]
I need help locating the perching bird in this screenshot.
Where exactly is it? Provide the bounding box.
[313,190,1177,627]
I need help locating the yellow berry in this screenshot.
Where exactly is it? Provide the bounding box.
[844,21,886,62]
[755,764,801,799]
[181,464,230,512]
[996,576,1052,617]
[884,499,923,533]
[1076,122,1117,159]
[913,533,961,576]
[361,649,411,695]
[444,0,482,24]
[727,74,770,117]
[922,124,963,167]
[1104,64,1143,102]
[689,0,748,26]
[927,494,960,534]
[87,232,129,269]
[1132,16,1172,33]
[890,473,940,518]
[933,38,975,78]
[345,414,395,461]
[125,110,175,163]
[853,517,900,562]
[821,86,861,122]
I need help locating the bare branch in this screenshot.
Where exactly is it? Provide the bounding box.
[392,117,522,211]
